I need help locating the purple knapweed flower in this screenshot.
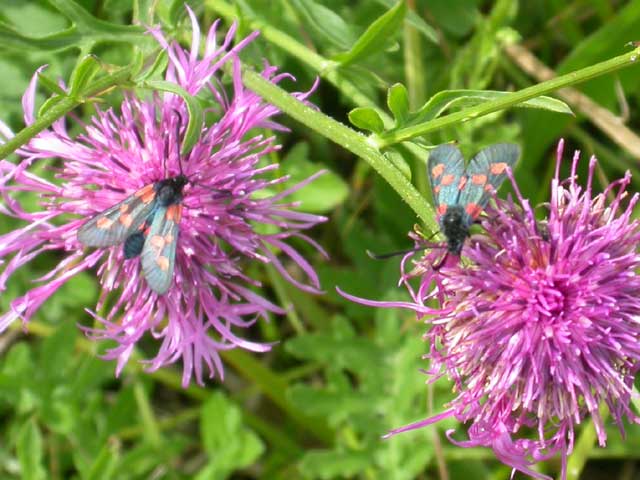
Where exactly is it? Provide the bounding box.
[0,10,326,386]
[342,140,640,479]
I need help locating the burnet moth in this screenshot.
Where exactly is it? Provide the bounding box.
[428,142,520,261]
[77,115,190,295]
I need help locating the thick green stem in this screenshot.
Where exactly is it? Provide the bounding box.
[0,67,132,160]
[375,48,640,147]
[242,68,437,229]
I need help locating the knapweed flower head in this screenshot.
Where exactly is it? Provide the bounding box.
[0,10,326,386]
[347,140,640,479]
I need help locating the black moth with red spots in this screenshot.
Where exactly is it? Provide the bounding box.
[428,143,520,257]
[78,175,188,294]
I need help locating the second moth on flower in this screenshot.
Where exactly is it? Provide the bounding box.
[428,143,520,264]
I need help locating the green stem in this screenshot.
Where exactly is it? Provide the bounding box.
[376,47,640,147]
[0,66,132,160]
[241,68,437,230]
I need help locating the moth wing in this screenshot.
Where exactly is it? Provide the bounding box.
[77,184,157,247]
[140,204,181,294]
[427,144,465,216]
[460,143,520,220]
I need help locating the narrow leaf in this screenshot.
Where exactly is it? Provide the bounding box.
[290,0,356,50]
[69,54,102,97]
[17,419,45,480]
[373,0,438,43]
[414,89,574,124]
[334,1,407,66]
[387,83,409,125]
[142,80,204,155]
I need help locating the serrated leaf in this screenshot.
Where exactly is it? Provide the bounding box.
[290,0,356,50]
[334,1,407,66]
[289,384,380,417]
[299,450,372,479]
[69,54,102,97]
[198,392,264,479]
[349,107,385,133]
[17,419,45,480]
[286,333,382,369]
[387,83,409,125]
[142,80,203,155]
[413,89,574,124]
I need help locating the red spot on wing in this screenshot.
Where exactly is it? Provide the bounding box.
[119,213,133,228]
[465,203,482,219]
[457,176,467,190]
[119,203,129,213]
[433,185,441,195]
[471,174,487,185]
[156,256,170,271]
[437,204,448,217]
[135,184,154,197]
[431,163,445,179]
[490,162,508,175]
[484,184,494,192]
[166,204,183,223]
[96,217,113,229]
[150,234,165,250]
[441,174,455,186]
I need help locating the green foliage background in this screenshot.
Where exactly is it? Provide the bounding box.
[1,0,640,479]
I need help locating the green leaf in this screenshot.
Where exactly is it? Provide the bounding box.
[48,0,146,40]
[373,0,438,43]
[0,21,81,51]
[387,83,409,125]
[428,0,479,38]
[36,72,67,97]
[280,143,349,214]
[85,442,120,480]
[348,107,385,133]
[38,96,66,119]
[413,89,574,124]
[334,1,407,66]
[142,80,204,155]
[299,450,373,479]
[17,419,45,480]
[197,392,264,479]
[289,0,356,50]
[69,55,102,97]
[133,49,169,83]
